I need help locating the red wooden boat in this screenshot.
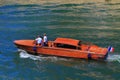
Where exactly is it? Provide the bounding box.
[14,37,114,60]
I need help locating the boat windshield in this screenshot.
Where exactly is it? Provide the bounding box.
[56,43,77,49]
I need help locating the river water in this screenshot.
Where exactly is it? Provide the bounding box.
[0,0,120,80]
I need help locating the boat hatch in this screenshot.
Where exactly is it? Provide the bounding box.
[54,37,81,46]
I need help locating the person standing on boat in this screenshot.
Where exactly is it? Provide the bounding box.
[43,33,48,46]
[35,35,42,46]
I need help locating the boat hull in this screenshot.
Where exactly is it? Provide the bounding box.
[14,40,108,60]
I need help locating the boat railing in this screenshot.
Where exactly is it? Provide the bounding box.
[48,41,54,47]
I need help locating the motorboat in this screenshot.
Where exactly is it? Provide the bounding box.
[14,37,114,60]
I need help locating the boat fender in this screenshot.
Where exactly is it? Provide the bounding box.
[88,53,91,59]
[33,46,37,52]
[87,45,91,51]
[104,52,108,60]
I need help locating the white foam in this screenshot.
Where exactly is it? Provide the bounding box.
[18,49,70,62]
[18,49,120,63]
[107,54,120,63]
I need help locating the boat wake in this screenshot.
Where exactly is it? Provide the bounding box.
[18,49,120,63]
[18,49,70,62]
[107,54,120,63]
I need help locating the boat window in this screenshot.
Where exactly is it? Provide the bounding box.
[56,43,76,49]
[78,41,81,46]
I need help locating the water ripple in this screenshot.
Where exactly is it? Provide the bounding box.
[107,54,120,63]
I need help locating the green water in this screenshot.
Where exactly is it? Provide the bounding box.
[0,0,120,80]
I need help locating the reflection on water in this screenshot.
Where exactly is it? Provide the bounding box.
[0,0,120,6]
[0,0,120,80]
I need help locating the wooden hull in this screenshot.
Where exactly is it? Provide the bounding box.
[14,40,108,60]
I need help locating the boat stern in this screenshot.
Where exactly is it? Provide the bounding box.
[104,46,114,60]
[99,46,115,60]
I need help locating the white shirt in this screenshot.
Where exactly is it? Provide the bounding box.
[35,37,42,44]
[43,36,47,42]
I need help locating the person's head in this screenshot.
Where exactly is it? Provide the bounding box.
[37,35,40,38]
[44,33,46,36]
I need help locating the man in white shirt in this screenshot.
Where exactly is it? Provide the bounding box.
[43,33,48,46]
[35,35,42,46]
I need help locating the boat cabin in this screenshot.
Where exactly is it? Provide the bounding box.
[48,37,81,49]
